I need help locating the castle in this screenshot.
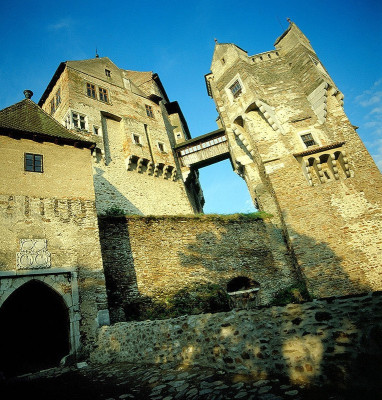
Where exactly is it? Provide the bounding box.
[0,21,381,377]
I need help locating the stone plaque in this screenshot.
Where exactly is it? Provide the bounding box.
[16,239,51,269]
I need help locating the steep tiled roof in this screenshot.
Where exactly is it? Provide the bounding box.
[0,99,94,147]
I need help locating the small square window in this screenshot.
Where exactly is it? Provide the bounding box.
[145,104,154,118]
[87,83,96,99]
[230,80,242,98]
[25,153,43,173]
[158,142,165,152]
[93,126,100,135]
[132,134,141,145]
[105,69,111,77]
[301,133,316,147]
[99,87,108,102]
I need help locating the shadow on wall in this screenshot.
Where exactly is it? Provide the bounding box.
[98,214,370,323]
[93,168,144,216]
[98,216,140,323]
[93,214,382,395]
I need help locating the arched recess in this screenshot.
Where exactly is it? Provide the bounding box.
[0,280,70,377]
[227,276,260,309]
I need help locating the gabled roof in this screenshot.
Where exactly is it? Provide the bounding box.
[0,99,95,148]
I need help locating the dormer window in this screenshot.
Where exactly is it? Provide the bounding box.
[230,80,242,98]
[301,133,316,148]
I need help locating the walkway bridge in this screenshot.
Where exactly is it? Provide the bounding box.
[175,128,230,169]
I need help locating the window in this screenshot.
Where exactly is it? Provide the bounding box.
[72,112,86,130]
[301,133,316,147]
[25,153,43,173]
[105,69,111,77]
[93,126,100,135]
[87,83,96,99]
[50,98,55,115]
[132,134,141,145]
[55,89,61,108]
[145,104,154,118]
[229,80,242,98]
[99,87,108,102]
[157,142,165,152]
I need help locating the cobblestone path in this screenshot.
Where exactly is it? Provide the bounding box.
[0,361,378,400]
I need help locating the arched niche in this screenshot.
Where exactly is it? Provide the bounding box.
[226,276,260,309]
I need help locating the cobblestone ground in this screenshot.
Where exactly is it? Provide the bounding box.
[0,361,379,400]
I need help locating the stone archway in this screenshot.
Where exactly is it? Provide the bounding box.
[0,280,70,377]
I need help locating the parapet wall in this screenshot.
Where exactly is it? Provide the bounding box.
[98,215,297,322]
[91,291,382,387]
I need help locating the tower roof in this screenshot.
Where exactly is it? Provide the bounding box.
[0,98,95,148]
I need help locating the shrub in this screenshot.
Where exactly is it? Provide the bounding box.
[271,282,312,306]
[103,206,126,216]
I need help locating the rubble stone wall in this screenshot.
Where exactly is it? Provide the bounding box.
[91,291,382,386]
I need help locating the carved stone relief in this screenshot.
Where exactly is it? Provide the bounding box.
[16,239,51,269]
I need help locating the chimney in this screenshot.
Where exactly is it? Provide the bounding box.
[23,90,33,99]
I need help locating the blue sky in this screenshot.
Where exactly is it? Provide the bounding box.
[1,0,381,214]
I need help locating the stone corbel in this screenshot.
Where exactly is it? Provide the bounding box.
[153,163,160,177]
[314,158,325,183]
[341,151,351,177]
[163,165,170,179]
[137,158,144,173]
[125,155,133,171]
[303,159,313,186]
[171,168,177,181]
[328,154,340,180]
[147,161,154,175]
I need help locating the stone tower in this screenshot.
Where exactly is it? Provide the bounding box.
[39,57,204,215]
[205,22,382,297]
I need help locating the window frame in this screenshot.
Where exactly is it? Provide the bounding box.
[132,133,142,145]
[145,104,155,119]
[55,89,61,108]
[157,141,166,152]
[86,83,96,99]
[300,132,317,148]
[99,87,109,103]
[64,110,88,131]
[229,80,242,99]
[50,98,55,115]
[24,153,43,173]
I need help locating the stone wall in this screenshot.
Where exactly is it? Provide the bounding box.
[91,291,382,388]
[98,215,298,322]
[0,194,108,357]
[0,135,95,199]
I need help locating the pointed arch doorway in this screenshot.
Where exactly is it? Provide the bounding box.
[0,280,70,377]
